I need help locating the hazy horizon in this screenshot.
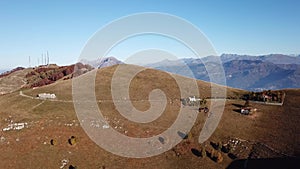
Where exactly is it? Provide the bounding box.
[1,52,300,71]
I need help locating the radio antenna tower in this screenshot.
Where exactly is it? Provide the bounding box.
[45,53,47,65]
[47,51,49,65]
[41,54,44,65]
[29,56,31,67]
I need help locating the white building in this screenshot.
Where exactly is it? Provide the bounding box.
[37,93,56,99]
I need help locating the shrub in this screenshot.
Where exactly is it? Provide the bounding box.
[50,139,57,146]
[187,132,193,140]
[216,152,223,163]
[221,144,231,153]
[217,142,223,151]
[210,141,218,150]
[228,153,237,159]
[68,136,77,145]
[210,151,223,163]
[209,148,215,158]
[69,165,77,169]
[244,100,250,107]
[191,148,201,157]
[40,72,47,79]
[201,148,206,157]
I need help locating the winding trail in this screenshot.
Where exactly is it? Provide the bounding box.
[19,90,180,103]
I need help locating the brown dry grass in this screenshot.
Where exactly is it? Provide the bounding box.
[0,65,299,168]
[0,68,32,95]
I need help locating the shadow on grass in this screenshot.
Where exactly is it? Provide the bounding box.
[226,157,300,169]
[232,103,244,108]
[191,148,201,157]
[233,108,241,113]
[177,131,188,139]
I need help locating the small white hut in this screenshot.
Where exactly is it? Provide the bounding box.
[37,93,56,99]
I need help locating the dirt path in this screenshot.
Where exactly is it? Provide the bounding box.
[19,91,74,103]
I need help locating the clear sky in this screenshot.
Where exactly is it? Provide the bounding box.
[1,0,300,69]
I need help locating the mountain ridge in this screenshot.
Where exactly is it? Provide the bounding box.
[147,54,300,91]
[2,54,300,92]
[80,56,123,68]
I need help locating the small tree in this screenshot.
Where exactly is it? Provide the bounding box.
[68,136,77,145]
[217,142,222,151]
[221,144,231,153]
[277,91,282,103]
[187,132,193,140]
[216,152,223,163]
[50,139,57,146]
[200,99,207,106]
[69,165,77,169]
[244,100,250,107]
[210,149,215,158]
[201,148,206,157]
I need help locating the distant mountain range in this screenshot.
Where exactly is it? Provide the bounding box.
[2,54,299,94]
[46,54,300,91]
[146,54,300,91]
[219,54,300,65]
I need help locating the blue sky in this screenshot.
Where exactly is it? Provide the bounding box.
[0,0,300,69]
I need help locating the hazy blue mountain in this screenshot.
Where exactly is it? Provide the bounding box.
[148,54,300,91]
[223,60,300,91]
[220,54,300,65]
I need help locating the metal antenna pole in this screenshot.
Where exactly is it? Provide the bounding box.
[41,54,44,65]
[47,51,49,65]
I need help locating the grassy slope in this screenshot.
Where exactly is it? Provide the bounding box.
[0,65,298,168]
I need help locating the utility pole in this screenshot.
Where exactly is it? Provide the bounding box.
[47,51,49,65]
[29,56,31,68]
[41,54,44,65]
[45,53,46,65]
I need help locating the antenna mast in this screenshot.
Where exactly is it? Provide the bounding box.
[47,51,49,65]
[41,54,44,65]
[29,56,31,67]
